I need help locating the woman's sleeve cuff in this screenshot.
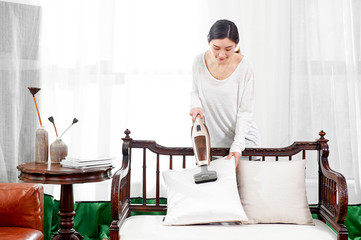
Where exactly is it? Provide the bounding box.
[230,143,245,154]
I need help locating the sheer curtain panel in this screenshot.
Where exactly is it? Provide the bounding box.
[0,1,40,182]
[289,0,361,204]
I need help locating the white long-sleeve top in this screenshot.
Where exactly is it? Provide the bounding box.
[190,52,259,153]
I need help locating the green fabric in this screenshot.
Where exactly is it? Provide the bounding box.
[44,195,60,240]
[345,205,361,240]
[44,195,112,240]
[44,195,361,240]
[130,197,167,216]
[130,197,167,205]
[73,201,112,240]
[43,194,55,240]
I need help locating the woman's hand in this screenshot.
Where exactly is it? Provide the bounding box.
[225,152,242,168]
[190,108,204,122]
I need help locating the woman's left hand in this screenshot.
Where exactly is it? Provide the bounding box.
[225,152,242,168]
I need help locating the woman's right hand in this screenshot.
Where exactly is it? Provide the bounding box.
[190,108,204,122]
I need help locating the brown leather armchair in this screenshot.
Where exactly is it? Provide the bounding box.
[0,183,44,240]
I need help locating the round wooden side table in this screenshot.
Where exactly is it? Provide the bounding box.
[17,162,113,240]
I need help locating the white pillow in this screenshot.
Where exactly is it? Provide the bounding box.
[236,160,314,225]
[162,157,248,225]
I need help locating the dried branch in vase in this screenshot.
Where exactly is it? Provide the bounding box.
[27,87,42,126]
[60,118,79,138]
[48,116,58,137]
[28,87,40,96]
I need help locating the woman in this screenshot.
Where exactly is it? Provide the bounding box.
[190,19,260,167]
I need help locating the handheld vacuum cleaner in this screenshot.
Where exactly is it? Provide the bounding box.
[191,115,218,184]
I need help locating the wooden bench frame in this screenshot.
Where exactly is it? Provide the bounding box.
[110,130,348,240]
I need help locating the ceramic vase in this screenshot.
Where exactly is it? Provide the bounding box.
[50,138,68,163]
[35,126,48,162]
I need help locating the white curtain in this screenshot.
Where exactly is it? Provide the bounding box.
[1,0,360,204]
[38,0,207,200]
[238,0,361,203]
[288,0,361,204]
[0,0,41,182]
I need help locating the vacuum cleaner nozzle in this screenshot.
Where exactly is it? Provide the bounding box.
[194,165,218,184]
[191,115,217,184]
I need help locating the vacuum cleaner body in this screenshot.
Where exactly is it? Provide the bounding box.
[191,116,217,184]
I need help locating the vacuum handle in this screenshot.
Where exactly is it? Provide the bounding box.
[194,114,205,124]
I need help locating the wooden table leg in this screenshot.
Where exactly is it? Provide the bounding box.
[53,184,83,240]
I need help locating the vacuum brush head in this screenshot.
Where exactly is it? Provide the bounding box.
[194,165,217,184]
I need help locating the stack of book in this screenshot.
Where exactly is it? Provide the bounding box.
[60,156,114,169]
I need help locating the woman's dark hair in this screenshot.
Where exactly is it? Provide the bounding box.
[207,19,239,44]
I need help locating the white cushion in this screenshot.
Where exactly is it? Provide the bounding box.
[162,157,248,225]
[236,160,314,225]
[119,215,336,240]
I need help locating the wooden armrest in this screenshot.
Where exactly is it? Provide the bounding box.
[110,141,131,240]
[318,140,348,239]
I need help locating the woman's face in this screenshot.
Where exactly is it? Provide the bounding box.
[209,38,237,64]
